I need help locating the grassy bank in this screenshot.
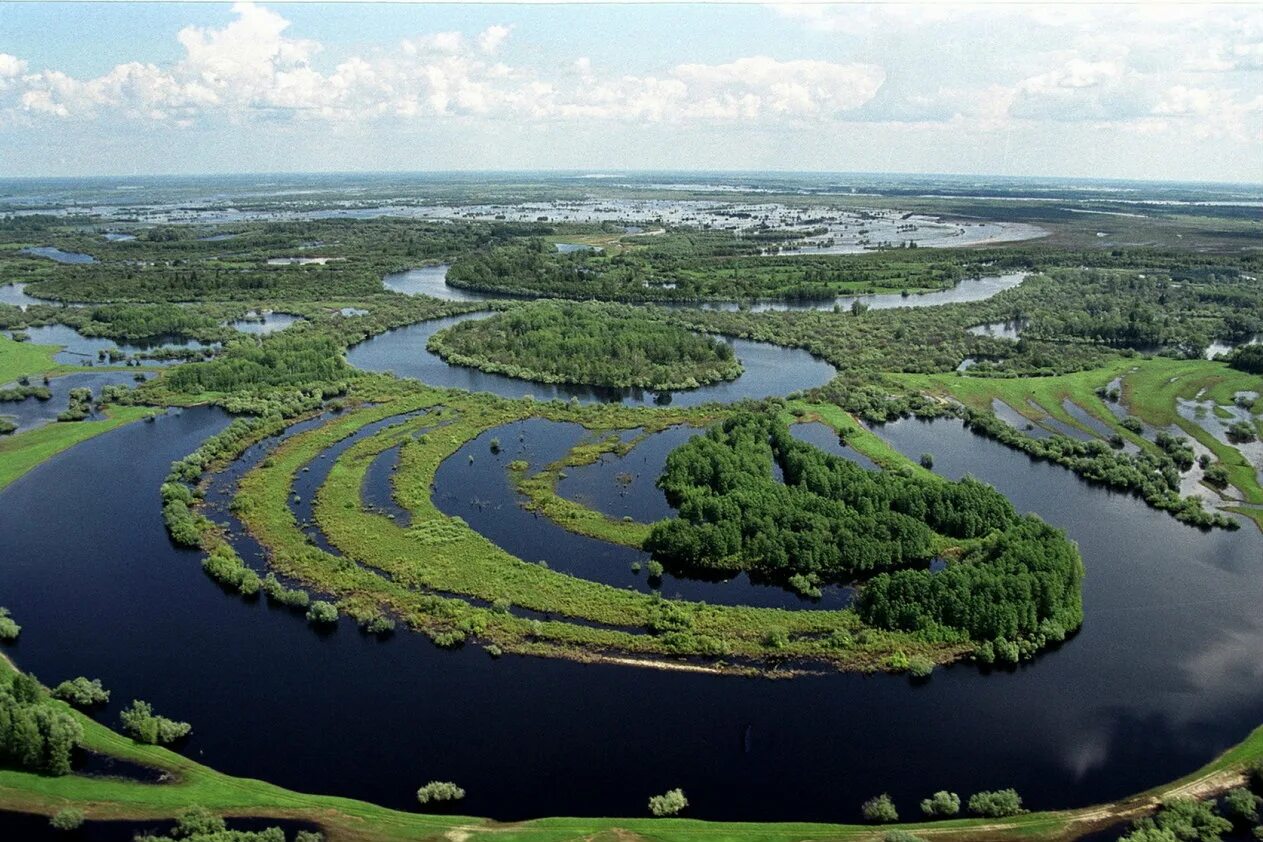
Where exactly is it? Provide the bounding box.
[0,405,157,490]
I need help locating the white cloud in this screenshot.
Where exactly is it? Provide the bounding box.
[0,0,1257,154]
[0,3,883,127]
[477,25,512,55]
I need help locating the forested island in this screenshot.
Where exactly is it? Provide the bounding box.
[427,302,743,389]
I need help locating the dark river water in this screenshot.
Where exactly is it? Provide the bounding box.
[346,313,837,407]
[380,263,1027,313]
[1,402,1261,823]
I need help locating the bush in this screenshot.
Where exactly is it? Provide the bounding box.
[1121,798,1230,842]
[49,808,85,831]
[118,700,191,745]
[908,656,935,679]
[306,601,339,625]
[648,788,689,817]
[967,789,1025,818]
[863,793,900,823]
[416,780,465,805]
[921,790,961,817]
[0,607,21,641]
[51,677,110,708]
[1225,788,1262,825]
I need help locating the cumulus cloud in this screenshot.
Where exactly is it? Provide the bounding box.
[0,0,1256,145]
[0,3,883,127]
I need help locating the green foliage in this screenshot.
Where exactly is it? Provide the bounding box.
[648,788,689,817]
[48,808,85,831]
[0,606,20,641]
[1225,788,1262,825]
[647,411,1017,585]
[164,329,348,395]
[967,789,1025,818]
[118,699,191,745]
[963,408,1234,530]
[416,780,466,805]
[0,672,83,775]
[920,791,961,817]
[1229,345,1263,374]
[51,677,110,708]
[428,302,742,390]
[862,793,900,823]
[1120,798,1231,842]
[306,601,339,625]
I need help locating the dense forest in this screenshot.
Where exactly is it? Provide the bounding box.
[427,302,743,390]
[645,411,1083,651]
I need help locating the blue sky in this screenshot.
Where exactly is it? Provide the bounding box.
[0,2,1259,181]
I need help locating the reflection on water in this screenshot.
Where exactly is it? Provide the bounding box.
[20,323,212,366]
[20,246,96,264]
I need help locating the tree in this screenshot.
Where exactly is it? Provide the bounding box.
[863,793,900,823]
[1225,788,1262,825]
[648,788,689,817]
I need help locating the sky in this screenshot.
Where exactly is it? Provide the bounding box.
[0,2,1259,182]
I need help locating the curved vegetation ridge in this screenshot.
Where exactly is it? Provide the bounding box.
[426,302,744,390]
[646,411,1085,660]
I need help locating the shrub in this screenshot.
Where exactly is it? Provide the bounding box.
[908,656,935,679]
[648,788,689,817]
[416,780,465,804]
[863,793,900,823]
[118,700,191,745]
[51,677,110,708]
[920,453,934,469]
[1121,798,1230,842]
[968,789,1024,818]
[0,607,21,641]
[49,808,85,831]
[920,790,961,817]
[1225,788,1262,825]
[306,601,339,625]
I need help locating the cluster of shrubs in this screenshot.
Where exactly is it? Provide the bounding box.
[962,408,1235,529]
[862,789,1025,823]
[119,699,191,746]
[56,387,94,422]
